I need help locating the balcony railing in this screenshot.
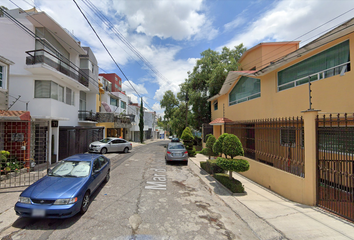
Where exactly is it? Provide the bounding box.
[78,111,98,122]
[26,49,89,87]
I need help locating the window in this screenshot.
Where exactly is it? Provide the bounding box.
[278,40,350,91]
[213,100,218,111]
[35,80,65,102]
[229,76,260,106]
[66,87,74,105]
[115,84,118,90]
[121,101,126,109]
[0,65,4,88]
[280,128,296,147]
[110,97,118,106]
[80,91,86,111]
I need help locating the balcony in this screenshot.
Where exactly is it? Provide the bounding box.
[78,111,98,122]
[26,49,89,88]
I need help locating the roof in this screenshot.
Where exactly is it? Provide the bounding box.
[209,117,233,125]
[207,71,256,102]
[0,110,31,121]
[208,17,354,102]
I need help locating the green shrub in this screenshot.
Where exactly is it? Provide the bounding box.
[200,161,207,172]
[216,157,250,173]
[205,135,217,158]
[213,133,229,157]
[187,146,196,157]
[200,148,208,156]
[207,159,225,174]
[181,127,194,141]
[214,173,244,193]
[222,134,244,159]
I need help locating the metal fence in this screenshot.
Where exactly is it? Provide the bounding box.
[202,123,213,143]
[225,117,304,177]
[0,121,48,189]
[317,113,354,222]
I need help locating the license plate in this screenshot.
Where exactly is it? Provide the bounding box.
[174,153,182,157]
[32,209,45,217]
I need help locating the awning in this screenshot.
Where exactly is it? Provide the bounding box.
[209,117,233,125]
[0,110,31,121]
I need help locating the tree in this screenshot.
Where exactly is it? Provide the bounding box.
[169,103,188,137]
[139,98,144,143]
[0,6,8,17]
[184,44,247,131]
[216,134,249,179]
[160,90,179,121]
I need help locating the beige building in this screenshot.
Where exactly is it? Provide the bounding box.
[207,18,354,221]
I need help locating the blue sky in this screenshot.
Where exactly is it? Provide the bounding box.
[1,0,354,117]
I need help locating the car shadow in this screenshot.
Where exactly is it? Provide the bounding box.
[165,161,188,166]
[11,181,107,230]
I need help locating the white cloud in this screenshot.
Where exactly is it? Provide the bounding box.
[220,0,354,49]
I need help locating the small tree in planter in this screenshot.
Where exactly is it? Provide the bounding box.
[213,133,229,157]
[205,134,217,159]
[216,134,250,180]
[181,127,196,157]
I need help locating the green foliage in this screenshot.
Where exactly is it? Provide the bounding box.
[214,173,244,193]
[160,90,179,121]
[216,157,250,172]
[200,161,207,171]
[222,134,244,159]
[187,146,196,157]
[200,147,208,155]
[139,98,144,143]
[213,133,229,156]
[170,103,188,137]
[0,151,23,173]
[181,127,194,141]
[205,135,217,157]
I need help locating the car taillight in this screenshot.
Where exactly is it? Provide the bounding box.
[184,151,188,154]
[167,151,171,154]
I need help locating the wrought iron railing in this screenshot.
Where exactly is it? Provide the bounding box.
[78,111,98,122]
[25,49,89,87]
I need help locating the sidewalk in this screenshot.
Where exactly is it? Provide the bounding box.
[189,153,354,240]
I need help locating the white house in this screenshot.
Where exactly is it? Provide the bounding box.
[0,8,101,163]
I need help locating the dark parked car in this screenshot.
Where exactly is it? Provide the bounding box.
[14,154,110,218]
[171,138,180,142]
[165,142,188,165]
[89,137,132,154]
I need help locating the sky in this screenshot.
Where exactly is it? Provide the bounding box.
[1,0,354,117]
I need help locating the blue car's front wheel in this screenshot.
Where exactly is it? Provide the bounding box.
[80,191,90,214]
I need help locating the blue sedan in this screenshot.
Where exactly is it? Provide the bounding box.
[14,154,110,218]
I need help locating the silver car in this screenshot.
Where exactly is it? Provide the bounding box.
[165,142,188,165]
[89,137,132,154]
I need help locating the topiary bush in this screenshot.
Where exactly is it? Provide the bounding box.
[222,134,244,159]
[205,135,217,159]
[213,133,229,157]
[216,157,250,172]
[181,127,196,157]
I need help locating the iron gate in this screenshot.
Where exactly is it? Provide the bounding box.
[0,121,48,189]
[317,113,354,222]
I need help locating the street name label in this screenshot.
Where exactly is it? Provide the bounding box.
[145,168,166,190]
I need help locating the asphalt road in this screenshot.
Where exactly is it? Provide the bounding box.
[3,141,259,240]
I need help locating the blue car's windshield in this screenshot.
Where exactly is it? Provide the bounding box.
[99,138,111,143]
[49,161,91,178]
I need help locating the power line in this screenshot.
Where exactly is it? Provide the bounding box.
[73,0,154,112]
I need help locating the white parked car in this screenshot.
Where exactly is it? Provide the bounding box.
[89,137,132,154]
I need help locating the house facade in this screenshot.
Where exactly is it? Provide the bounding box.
[0,8,102,163]
[207,18,354,221]
[99,73,122,92]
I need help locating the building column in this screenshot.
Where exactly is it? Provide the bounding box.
[302,109,320,205]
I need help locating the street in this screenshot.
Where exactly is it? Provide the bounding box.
[1,141,259,240]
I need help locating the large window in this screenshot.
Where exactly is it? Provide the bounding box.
[229,76,260,106]
[79,91,86,111]
[278,40,350,91]
[35,80,65,102]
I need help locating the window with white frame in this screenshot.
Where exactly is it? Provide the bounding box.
[110,97,118,106]
[66,87,74,106]
[278,40,350,91]
[35,80,65,102]
[213,100,218,110]
[229,76,260,106]
[121,100,126,109]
